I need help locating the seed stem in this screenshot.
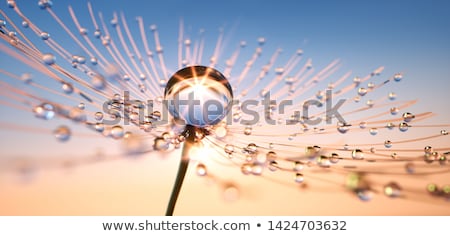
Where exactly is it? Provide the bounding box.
[165,125,196,216]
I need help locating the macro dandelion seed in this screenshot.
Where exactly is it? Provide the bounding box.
[0,0,449,216]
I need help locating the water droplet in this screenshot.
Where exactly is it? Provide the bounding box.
[390,107,399,115]
[294,173,304,183]
[251,164,263,175]
[42,53,55,65]
[92,74,106,90]
[53,125,71,142]
[402,112,415,122]
[77,103,85,110]
[351,149,364,160]
[357,189,373,201]
[388,92,397,100]
[33,103,55,120]
[399,122,409,132]
[441,130,448,135]
[391,152,398,159]
[337,122,350,134]
[196,163,207,176]
[244,126,252,135]
[7,0,16,8]
[94,122,104,132]
[94,29,101,38]
[79,27,88,36]
[405,162,415,174]
[268,161,278,171]
[353,96,360,103]
[358,87,367,96]
[110,126,124,139]
[40,32,50,40]
[393,73,403,82]
[366,100,374,107]
[330,153,340,164]
[424,146,433,154]
[224,144,234,154]
[370,147,376,153]
[359,122,367,129]
[353,76,361,84]
[94,112,103,121]
[22,21,29,28]
[245,143,257,154]
[426,183,439,195]
[153,137,169,151]
[384,140,392,148]
[382,123,393,131]
[69,107,86,122]
[369,128,378,135]
[61,82,73,94]
[223,184,239,202]
[367,82,375,89]
[293,161,304,172]
[38,0,53,9]
[241,163,252,175]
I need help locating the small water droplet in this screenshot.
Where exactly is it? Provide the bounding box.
[42,53,55,65]
[370,147,376,153]
[353,76,361,84]
[94,112,103,121]
[53,125,71,142]
[384,140,392,148]
[351,149,364,160]
[61,82,73,94]
[391,152,397,159]
[386,122,395,130]
[110,125,124,139]
[393,73,403,82]
[399,122,409,132]
[251,164,264,175]
[358,87,367,96]
[196,163,207,176]
[357,189,373,201]
[366,100,374,107]
[94,29,101,38]
[7,0,16,8]
[245,143,257,154]
[79,27,88,36]
[424,146,433,154]
[388,92,397,100]
[241,163,252,175]
[224,144,234,154]
[268,161,278,171]
[367,82,375,89]
[337,122,350,134]
[359,122,367,129]
[244,126,252,135]
[405,162,415,174]
[22,21,29,28]
[77,103,85,110]
[330,153,340,164]
[95,122,104,132]
[92,74,106,90]
[369,128,378,135]
[293,161,304,172]
[402,112,415,122]
[33,103,55,120]
[40,32,50,40]
[441,130,448,135]
[294,173,304,183]
[390,107,399,115]
[153,137,169,151]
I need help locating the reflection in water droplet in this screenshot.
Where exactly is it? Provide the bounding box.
[53,125,71,142]
[196,163,207,176]
[33,103,55,120]
[351,149,364,160]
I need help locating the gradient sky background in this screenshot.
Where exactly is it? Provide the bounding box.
[0,0,449,215]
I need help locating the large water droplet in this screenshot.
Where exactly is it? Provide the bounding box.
[33,103,55,120]
[351,149,364,160]
[53,125,71,142]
